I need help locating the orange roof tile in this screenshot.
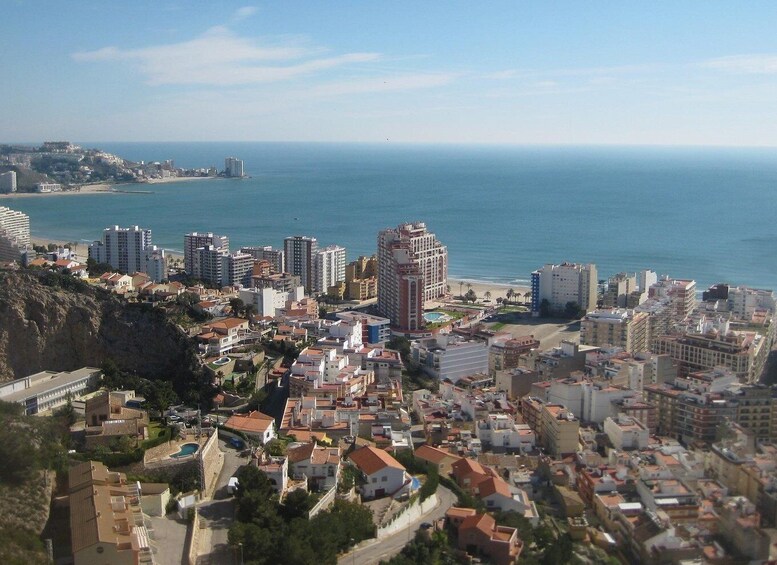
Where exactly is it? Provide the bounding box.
[348,446,405,476]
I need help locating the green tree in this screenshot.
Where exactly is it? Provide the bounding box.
[465,288,477,303]
[564,301,583,319]
[229,297,244,316]
[280,489,314,521]
[539,298,551,317]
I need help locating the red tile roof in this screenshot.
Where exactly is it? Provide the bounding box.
[348,446,404,476]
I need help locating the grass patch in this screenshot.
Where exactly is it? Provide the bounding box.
[490,322,506,330]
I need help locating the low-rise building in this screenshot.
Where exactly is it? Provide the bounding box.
[453,511,523,565]
[603,414,649,451]
[287,442,341,491]
[414,444,461,476]
[0,367,101,415]
[348,445,409,499]
[412,334,489,383]
[224,411,276,444]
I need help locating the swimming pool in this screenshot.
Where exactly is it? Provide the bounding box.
[170,443,199,458]
[411,477,421,490]
[423,311,451,323]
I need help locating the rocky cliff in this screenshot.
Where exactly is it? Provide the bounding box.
[0,270,200,385]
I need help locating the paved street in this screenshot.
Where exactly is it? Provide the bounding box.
[338,485,457,565]
[196,437,249,565]
[148,513,188,565]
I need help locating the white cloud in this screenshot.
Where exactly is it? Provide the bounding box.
[311,73,457,96]
[72,26,380,85]
[702,54,777,74]
[232,6,257,22]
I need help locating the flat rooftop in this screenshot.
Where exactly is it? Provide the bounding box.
[0,367,101,403]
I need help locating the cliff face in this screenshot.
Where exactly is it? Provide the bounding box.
[0,271,200,384]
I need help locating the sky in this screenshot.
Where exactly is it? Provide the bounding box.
[3,1,777,145]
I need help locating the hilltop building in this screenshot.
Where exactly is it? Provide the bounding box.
[377,222,448,331]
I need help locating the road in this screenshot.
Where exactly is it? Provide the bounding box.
[195,438,249,565]
[338,485,457,565]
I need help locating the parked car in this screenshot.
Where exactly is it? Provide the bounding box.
[229,437,245,449]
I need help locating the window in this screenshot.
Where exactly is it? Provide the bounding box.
[382,476,387,482]
[372,477,377,483]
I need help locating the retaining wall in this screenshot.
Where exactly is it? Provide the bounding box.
[375,494,438,539]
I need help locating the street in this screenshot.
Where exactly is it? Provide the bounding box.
[195,437,249,565]
[338,485,457,565]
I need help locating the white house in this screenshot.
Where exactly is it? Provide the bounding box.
[475,476,540,525]
[287,442,341,490]
[224,410,276,444]
[348,445,409,499]
[475,413,536,452]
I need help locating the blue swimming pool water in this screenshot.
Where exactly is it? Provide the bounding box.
[171,443,199,458]
[423,312,446,322]
[411,477,421,489]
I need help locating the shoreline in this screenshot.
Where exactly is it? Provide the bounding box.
[0,176,217,199]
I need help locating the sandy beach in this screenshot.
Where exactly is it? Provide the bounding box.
[448,278,531,303]
[0,176,216,200]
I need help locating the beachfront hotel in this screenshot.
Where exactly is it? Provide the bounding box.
[0,205,30,262]
[224,156,245,177]
[377,221,448,331]
[530,262,598,316]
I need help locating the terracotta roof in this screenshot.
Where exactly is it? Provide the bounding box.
[477,476,513,499]
[69,461,112,491]
[348,446,404,476]
[460,512,496,536]
[415,444,460,465]
[446,506,477,519]
[287,442,317,464]
[225,411,274,434]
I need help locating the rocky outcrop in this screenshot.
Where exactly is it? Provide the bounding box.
[0,270,200,384]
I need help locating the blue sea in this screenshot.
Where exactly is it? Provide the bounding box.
[5,142,777,290]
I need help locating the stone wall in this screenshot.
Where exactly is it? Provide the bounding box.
[200,431,223,499]
[375,494,438,539]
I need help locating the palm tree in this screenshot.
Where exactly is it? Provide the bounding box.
[458,281,464,298]
[506,288,514,304]
[515,292,522,305]
[484,291,492,302]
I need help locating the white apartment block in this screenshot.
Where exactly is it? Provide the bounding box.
[604,414,649,450]
[475,413,536,452]
[225,157,244,177]
[240,285,305,318]
[531,262,597,316]
[411,335,489,382]
[0,367,101,415]
[240,246,284,274]
[315,245,346,293]
[0,206,30,262]
[0,171,17,193]
[284,235,318,294]
[88,225,152,274]
[221,251,253,287]
[184,232,229,276]
[580,308,650,354]
[36,182,62,192]
[727,286,775,320]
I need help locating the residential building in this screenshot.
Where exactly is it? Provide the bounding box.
[252,271,301,292]
[220,251,253,287]
[580,309,649,354]
[69,460,155,565]
[530,262,597,316]
[0,205,30,262]
[489,335,540,374]
[335,311,391,344]
[475,413,536,453]
[0,367,101,415]
[604,272,637,308]
[603,414,650,450]
[240,245,284,274]
[0,170,16,193]
[652,319,769,383]
[197,318,250,355]
[540,403,580,457]
[314,244,346,294]
[224,411,276,444]
[345,255,378,300]
[239,285,305,317]
[284,235,318,294]
[411,335,489,382]
[184,232,229,277]
[495,366,540,400]
[348,445,409,499]
[36,182,62,192]
[377,222,448,331]
[287,442,341,490]
[447,509,524,565]
[648,277,697,320]
[224,156,244,177]
[414,444,461,476]
[143,246,166,282]
[727,286,776,320]
[88,225,152,274]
